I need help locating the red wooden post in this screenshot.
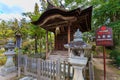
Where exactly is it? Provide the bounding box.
[103,46,106,80]
[96,26,113,80]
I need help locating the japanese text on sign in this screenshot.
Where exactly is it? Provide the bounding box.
[96,26,113,46]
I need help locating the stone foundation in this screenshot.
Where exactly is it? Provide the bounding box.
[19,76,37,80]
[0,66,16,76]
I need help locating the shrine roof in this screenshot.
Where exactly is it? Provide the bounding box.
[32,4,92,33]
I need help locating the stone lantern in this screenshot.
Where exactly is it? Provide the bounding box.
[1,39,16,75]
[15,30,22,48]
[64,29,91,80]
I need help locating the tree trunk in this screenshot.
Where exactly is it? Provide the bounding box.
[50,33,52,51]
[111,12,116,22]
[35,34,38,54]
[39,33,42,53]
[46,30,48,59]
[118,34,120,40]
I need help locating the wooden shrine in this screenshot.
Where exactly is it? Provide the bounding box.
[32,1,92,58]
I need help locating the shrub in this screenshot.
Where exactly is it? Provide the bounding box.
[116,56,120,66]
[109,50,120,66]
[109,50,120,59]
[28,52,46,59]
[92,45,96,51]
[0,56,6,65]
[0,49,6,65]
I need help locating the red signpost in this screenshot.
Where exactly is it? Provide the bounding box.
[96,26,113,80]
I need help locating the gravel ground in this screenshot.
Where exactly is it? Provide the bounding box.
[93,58,120,80]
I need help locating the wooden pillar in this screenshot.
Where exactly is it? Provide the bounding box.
[18,49,21,77]
[54,33,57,50]
[68,25,70,43]
[46,30,48,59]
[68,23,71,57]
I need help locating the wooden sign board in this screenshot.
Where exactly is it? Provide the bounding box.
[96,26,113,46]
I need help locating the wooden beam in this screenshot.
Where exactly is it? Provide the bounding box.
[39,14,76,27]
[44,21,68,29]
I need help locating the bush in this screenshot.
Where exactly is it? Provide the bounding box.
[109,50,120,66]
[0,49,6,65]
[109,50,120,59]
[0,49,5,54]
[116,56,120,66]
[92,45,96,51]
[0,56,6,65]
[28,52,46,60]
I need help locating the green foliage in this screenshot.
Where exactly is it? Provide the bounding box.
[0,20,13,39]
[22,3,40,21]
[28,52,46,60]
[109,50,120,66]
[64,0,89,10]
[0,57,6,65]
[116,56,120,66]
[92,0,120,24]
[92,44,96,51]
[0,50,6,65]
[110,50,120,59]
[82,32,94,43]
[0,48,5,53]
[22,3,44,53]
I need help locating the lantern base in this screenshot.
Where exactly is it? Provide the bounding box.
[0,55,16,76]
[0,66,16,76]
[73,66,84,80]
